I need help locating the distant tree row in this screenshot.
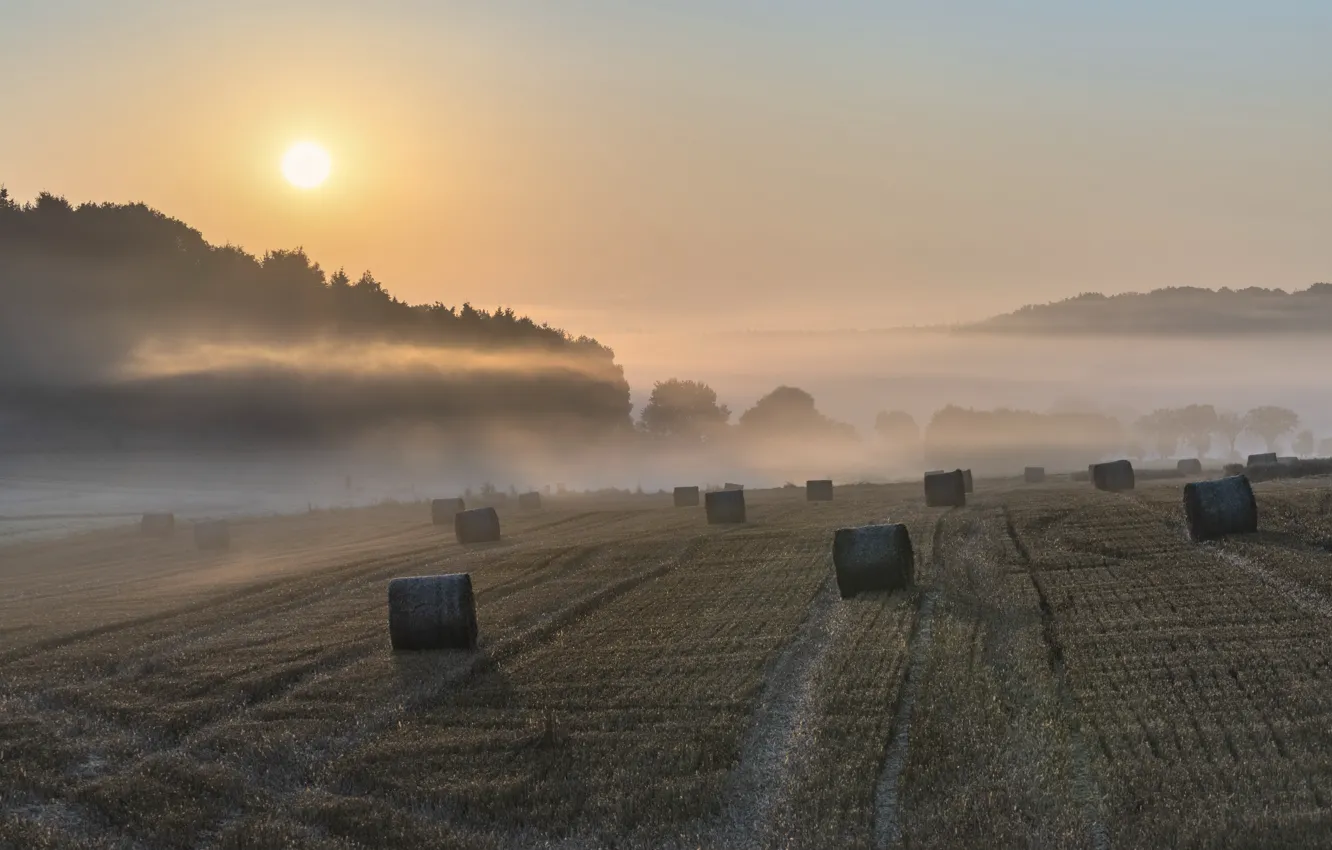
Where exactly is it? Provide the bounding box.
[1130,405,1306,459]
[637,380,856,443]
[634,381,1320,467]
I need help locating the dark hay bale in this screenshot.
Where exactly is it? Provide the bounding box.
[140,512,175,538]
[1092,459,1135,492]
[832,523,914,598]
[455,507,501,544]
[387,573,478,651]
[518,492,542,510]
[430,498,465,525]
[1176,458,1203,475]
[806,479,834,502]
[705,489,746,524]
[673,486,700,507]
[193,520,230,551]
[1279,456,1299,464]
[1024,466,1045,484]
[1184,475,1258,542]
[1247,452,1278,466]
[962,469,974,493]
[924,470,966,507]
[723,482,744,491]
[1223,462,1245,476]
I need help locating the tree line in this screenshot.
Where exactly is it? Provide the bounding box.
[638,378,1318,469]
[0,189,631,445]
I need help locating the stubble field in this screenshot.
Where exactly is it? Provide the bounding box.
[3,475,1332,849]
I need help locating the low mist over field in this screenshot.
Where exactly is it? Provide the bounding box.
[4,192,1332,522]
[615,325,1332,437]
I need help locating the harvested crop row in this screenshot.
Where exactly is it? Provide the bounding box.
[1007,486,1332,848]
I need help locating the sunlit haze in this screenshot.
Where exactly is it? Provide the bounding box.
[4,1,1331,338]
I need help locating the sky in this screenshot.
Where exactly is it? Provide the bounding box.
[3,0,1332,337]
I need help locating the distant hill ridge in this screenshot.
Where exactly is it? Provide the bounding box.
[967,284,1332,334]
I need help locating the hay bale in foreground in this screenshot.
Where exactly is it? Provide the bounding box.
[806,479,834,502]
[723,482,744,491]
[455,507,501,544]
[673,486,700,507]
[924,470,966,507]
[193,520,230,551]
[833,523,914,598]
[1176,458,1203,475]
[1092,460,1135,492]
[1024,466,1045,484]
[140,512,175,538]
[1248,452,1278,466]
[518,491,542,511]
[1184,475,1258,542]
[705,489,746,524]
[431,498,465,525]
[387,573,478,651]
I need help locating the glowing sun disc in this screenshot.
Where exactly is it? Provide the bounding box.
[282,142,331,189]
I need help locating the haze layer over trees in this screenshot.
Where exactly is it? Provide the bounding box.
[0,190,631,447]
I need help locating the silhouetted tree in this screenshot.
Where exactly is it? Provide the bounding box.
[739,386,856,440]
[1215,411,1244,460]
[1244,406,1300,452]
[639,379,731,442]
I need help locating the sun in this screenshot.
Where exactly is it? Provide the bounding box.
[281,142,331,189]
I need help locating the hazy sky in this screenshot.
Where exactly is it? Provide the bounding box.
[4,1,1332,335]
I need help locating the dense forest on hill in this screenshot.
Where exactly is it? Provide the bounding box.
[968,285,1332,334]
[0,189,631,447]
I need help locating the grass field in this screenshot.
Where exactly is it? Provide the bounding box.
[3,475,1332,848]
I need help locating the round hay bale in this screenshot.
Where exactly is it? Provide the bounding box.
[833,523,914,598]
[1247,452,1278,466]
[518,491,542,511]
[1176,458,1203,476]
[455,507,501,544]
[431,498,465,525]
[1183,474,1257,541]
[962,469,974,493]
[806,479,834,502]
[924,470,966,507]
[1024,466,1045,484]
[193,520,230,551]
[705,489,746,524]
[1092,459,1135,492]
[387,573,478,651]
[723,482,744,491]
[140,512,175,538]
[673,486,700,507]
